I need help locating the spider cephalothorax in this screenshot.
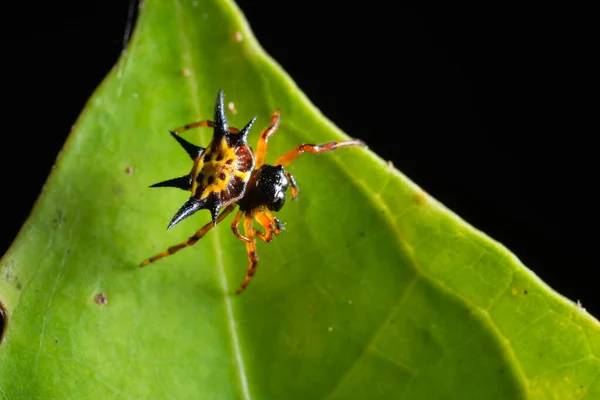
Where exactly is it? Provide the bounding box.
[141,89,365,294]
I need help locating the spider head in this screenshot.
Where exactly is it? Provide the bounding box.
[260,165,290,212]
[238,165,290,212]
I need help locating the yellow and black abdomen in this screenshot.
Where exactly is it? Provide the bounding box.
[150,90,258,229]
[191,137,255,218]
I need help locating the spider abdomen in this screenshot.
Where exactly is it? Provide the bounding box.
[192,138,254,205]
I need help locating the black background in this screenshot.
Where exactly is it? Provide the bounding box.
[1,3,596,315]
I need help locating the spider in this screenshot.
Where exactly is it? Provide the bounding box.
[140,90,365,294]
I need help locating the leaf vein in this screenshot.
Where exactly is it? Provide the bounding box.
[173,1,251,399]
[29,214,77,400]
[322,274,419,400]
[308,151,532,396]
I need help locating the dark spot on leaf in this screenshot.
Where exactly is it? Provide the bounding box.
[16,282,22,290]
[55,339,59,344]
[95,293,108,306]
[125,166,134,175]
[53,209,64,224]
[67,249,72,254]
[581,385,584,389]
[524,290,528,295]
[0,301,7,345]
[500,368,504,374]
[360,232,365,237]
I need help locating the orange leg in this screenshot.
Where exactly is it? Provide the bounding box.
[172,120,240,135]
[236,212,259,294]
[140,204,236,267]
[231,209,251,242]
[254,110,281,168]
[262,208,283,234]
[284,171,299,200]
[274,139,365,168]
[254,209,277,243]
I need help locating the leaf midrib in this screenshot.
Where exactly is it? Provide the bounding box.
[173,0,251,399]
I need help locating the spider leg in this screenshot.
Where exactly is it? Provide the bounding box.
[262,207,284,235]
[231,209,251,242]
[274,139,365,168]
[171,120,240,135]
[254,110,281,168]
[140,204,236,267]
[236,212,259,294]
[254,208,278,243]
[284,171,299,200]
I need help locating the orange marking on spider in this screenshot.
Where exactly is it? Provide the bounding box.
[140,89,366,294]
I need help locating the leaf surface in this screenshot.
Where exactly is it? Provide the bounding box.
[1,1,599,398]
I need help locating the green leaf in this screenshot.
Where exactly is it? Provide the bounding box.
[1,0,599,398]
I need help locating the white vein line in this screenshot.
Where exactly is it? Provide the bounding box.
[0,384,8,400]
[323,275,419,400]
[214,236,251,400]
[29,215,76,400]
[173,0,250,398]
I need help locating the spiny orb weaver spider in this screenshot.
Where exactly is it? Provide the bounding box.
[140,90,365,294]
